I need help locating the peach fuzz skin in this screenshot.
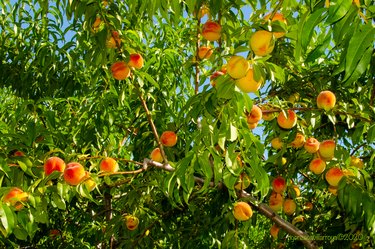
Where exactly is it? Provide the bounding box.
[44,156,66,176]
[317,90,336,111]
[233,202,253,221]
[269,192,284,212]
[63,162,86,186]
[100,157,119,173]
[150,148,163,163]
[160,131,178,147]
[106,31,121,48]
[309,158,326,174]
[325,167,344,187]
[247,105,262,124]
[236,68,263,93]
[318,140,335,160]
[290,133,305,148]
[2,187,28,210]
[111,61,130,80]
[249,30,275,56]
[227,56,250,79]
[283,198,297,216]
[277,110,297,129]
[128,53,144,69]
[272,176,286,193]
[271,137,283,150]
[304,137,320,154]
[201,21,221,41]
[198,46,213,60]
[125,215,139,230]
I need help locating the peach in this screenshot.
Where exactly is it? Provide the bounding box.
[328,186,338,195]
[197,5,209,19]
[198,46,213,60]
[111,61,130,80]
[318,140,335,160]
[248,122,258,130]
[44,156,66,176]
[84,174,97,192]
[128,53,144,69]
[270,224,280,239]
[261,106,276,121]
[210,71,225,87]
[264,12,287,38]
[235,68,263,93]
[277,110,297,129]
[247,105,262,124]
[49,229,61,239]
[290,133,305,148]
[106,31,121,48]
[234,173,251,190]
[92,16,102,33]
[350,156,364,169]
[125,215,139,230]
[309,158,326,174]
[233,202,253,221]
[201,21,221,41]
[304,137,320,153]
[317,90,336,111]
[249,30,275,56]
[64,162,86,185]
[271,137,283,150]
[283,198,297,215]
[100,157,119,173]
[160,131,178,147]
[227,55,250,79]
[13,151,25,157]
[292,185,301,197]
[150,148,163,163]
[304,202,313,211]
[269,192,284,212]
[325,167,344,187]
[272,176,286,193]
[2,187,28,210]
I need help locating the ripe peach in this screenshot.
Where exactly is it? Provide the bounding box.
[235,68,263,93]
[328,185,338,195]
[150,148,163,163]
[64,162,86,186]
[106,31,121,48]
[272,176,286,193]
[234,173,251,190]
[202,21,221,41]
[269,192,284,212]
[261,106,276,121]
[247,105,262,124]
[100,157,119,173]
[227,55,250,79]
[290,133,305,149]
[264,12,287,38]
[318,140,335,160]
[13,151,25,157]
[128,53,144,69]
[44,156,66,176]
[160,131,178,147]
[210,71,225,87]
[125,215,139,230]
[309,158,326,174]
[271,137,283,150]
[248,122,258,130]
[304,202,313,211]
[270,224,280,239]
[233,202,253,221]
[111,61,130,80]
[317,90,336,111]
[350,156,364,169]
[198,46,213,60]
[49,229,61,239]
[92,16,102,33]
[304,137,320,154]
[277,110,297,129]
[292,185,301,197]
[249,30,275,56]
[2,187,28,210]
[325,167,344,187]
[283,198,297,215]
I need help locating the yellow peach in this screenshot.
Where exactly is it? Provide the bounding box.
[249,30,275,56]
[233,202,253,221]
[235,68,263,93]
[202,21,221,41]
[111,61,130,80]
[325,167,344,187]
[64,162,86,186]
[247,105,263,124]
[350,156,364,169]
[198,46,213,60]
[317,90,336,111]
[304,202,313,211]
[328,185,338,195]
[248,122,258,129]
[264,12,287,38]
[270,224,280,239]
[160,131,178,147]
[100,157,119,173]
[44,156,66,176]
[272,176,286,193]
[283,198,297,216]
[210,71,225,87]
[150,148,163,163]
[234,173,251,190]
[304,137,320,154]
[227,56,250,79]
[318,140,335,160]
[106,31,121,48]
[125,215,139,230]
[269,192,284,212]
[277,110,297,129]
[290,133,305,149]
[128,53,144,69]
[2,187,28,210]
[309,158,326,174]
[271,137,283,150]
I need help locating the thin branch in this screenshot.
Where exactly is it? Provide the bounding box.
[194,17,201,95]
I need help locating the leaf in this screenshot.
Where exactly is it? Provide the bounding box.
[51,192,66,210]
[326,0,352,24]
[301,8,327,51]
[0,203,15,237]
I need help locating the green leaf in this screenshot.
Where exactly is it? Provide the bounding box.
[326,0,352,24]
[51,192,66,210]
[0,203,15,237]
[301,8,327,51]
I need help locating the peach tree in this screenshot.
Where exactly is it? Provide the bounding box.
[0,0,374,248]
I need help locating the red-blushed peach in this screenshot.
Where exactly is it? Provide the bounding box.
[111,61,130,80]
[234,173,251,190]
[249,30,275,56]
[290,133,305,148]
[150,148,163,163]
[64,162,86,186]
[263,12,287,38]
[92,16,102,33]
[247,105,263,124]
[304,202,313,211]
[125,215,139,230]
[318,140,335,160]
[325,167,344,187]
[328,185,338,195]
[270,224,280,239]
[233,201,253,221]
[198,46,213,60]
[49,229,61,239]
[160,131,178,147]
[106,31,121,48]
[128,53,144,69]
[44,156,66,176]
[202,21,221,41]
[13,151,25,157]
[269,192,284,212]
[304,137,320,154]
[309,158,326,174]
[248,122,258,130]
[235,68,263,93]
[277,110,297,129]
[100,157,119,173]
[317,90,336,111]
[271,137,283,150]
[2,187,28,210]
[283,198,297,215]
[210,71,225,87]
[350,156,364,169]
[272,176,287,193]
[227,56,250,79]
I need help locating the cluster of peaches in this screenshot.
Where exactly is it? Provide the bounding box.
[150,131,178,162]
